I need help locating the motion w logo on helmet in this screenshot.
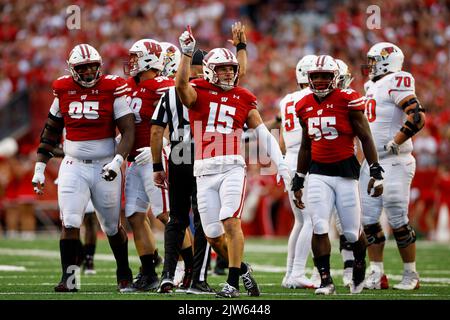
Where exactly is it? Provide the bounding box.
[144,41,162,57]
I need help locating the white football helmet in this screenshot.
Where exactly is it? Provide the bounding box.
[203,48,239,91]
[307,55,339,97]
[364,42,404,80]
[160,42,181,78]
[296,55,317,86]
[67,44,102,88]
[335,59,354,89]
[126,39,164,77]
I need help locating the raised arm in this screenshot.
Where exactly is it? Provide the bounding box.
[176,26,198,108]
[229,22,247,79]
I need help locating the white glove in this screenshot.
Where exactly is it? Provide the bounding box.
[179,26,196,56]
[384,139,400,155]
[276,159,292,190]
[101,154,124,181]
[32,162,46,195]
[135,147,151,165]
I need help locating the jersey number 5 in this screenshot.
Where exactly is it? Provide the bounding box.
[68,101,99,119]
[284,101,299,132]
[206,102,236,134]
[308,116,338,141]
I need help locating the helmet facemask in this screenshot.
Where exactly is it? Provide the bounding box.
[70,62,101,88]
[124,53,143,77]
[214,64,239,91]
[308,70,337,97]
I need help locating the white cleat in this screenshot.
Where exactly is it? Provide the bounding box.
[393,271,420,290]
[364,269,389,289]
[350,281,365,294]
[310,270,321,288]
[315,283,336,295]
[174,261,185,287]
[281,275,290,288]
[342,267,353,288]
[286,276,317,289]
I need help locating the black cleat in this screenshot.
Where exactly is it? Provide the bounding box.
[187,281,216,295]
[241,263,260,296]
[82,255,96,275]
[132,274,159,292]
[117,268,135,293]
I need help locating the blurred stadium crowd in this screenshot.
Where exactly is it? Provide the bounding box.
[0,0,449,239]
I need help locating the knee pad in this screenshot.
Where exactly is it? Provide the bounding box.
[204,222,224,238]
[63,212,83,229]
[339,235,353,251]
[363,223,386,246]
[393,224,416,248]
[313,219,329,235]
[343,231,358,243]
[102,223,119,237]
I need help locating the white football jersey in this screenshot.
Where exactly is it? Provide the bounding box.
[279,87,311,151]
[364,71,415,156]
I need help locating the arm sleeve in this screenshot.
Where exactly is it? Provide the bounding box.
[255,123,283,167]
[49,98,62,118]
[113,95,133,120]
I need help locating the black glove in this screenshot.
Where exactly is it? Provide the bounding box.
[369,162,384,180]
[291,173,305,193]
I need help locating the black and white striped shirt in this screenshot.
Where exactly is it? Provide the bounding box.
[151,86,192,144]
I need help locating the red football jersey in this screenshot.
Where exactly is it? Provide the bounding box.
[52,74,130,141]
[188,78,257,160]
[127,76,174,157]
[295,88,365,163]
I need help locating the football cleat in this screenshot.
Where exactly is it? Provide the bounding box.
[315,283,336,295]
[132,274,159,292]
[364,269,389,289]
[286,276,317,289]
[281,275,290,288]
[83,255,96,275]
[177,268,193,292]
[157,275,175,294]
[187,281,216,295]
[342,267,353,288]
[241,263,260,296]
[352,260,366,289]
[310,269,322,288]
[117,279,136,293]
[216,283,240,298]
[54,280,78,293]
[393,271,419,290]
[174,261,185,287]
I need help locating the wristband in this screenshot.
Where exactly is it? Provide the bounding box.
[236,42,247,51]
[153,162,164,172]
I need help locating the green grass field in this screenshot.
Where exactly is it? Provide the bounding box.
[0,236,449,300]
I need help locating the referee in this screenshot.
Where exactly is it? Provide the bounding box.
[151,48,214,294]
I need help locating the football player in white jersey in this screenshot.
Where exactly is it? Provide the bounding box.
[280,55,317,289]
[360,42,425,290]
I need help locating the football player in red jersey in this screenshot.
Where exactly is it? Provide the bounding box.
[122,39,174,291]
[31,44,135,292]
[176,27,291,298]
[292,55,384,295]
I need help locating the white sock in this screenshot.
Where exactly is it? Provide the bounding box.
[370,261,384,273]
[404,262,416,273]
[341,249,354,264]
